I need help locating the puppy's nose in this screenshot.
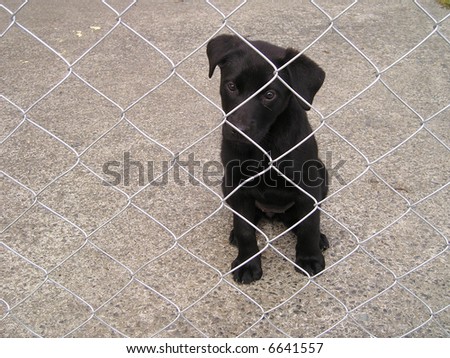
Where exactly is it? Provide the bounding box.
[227,116,254,134]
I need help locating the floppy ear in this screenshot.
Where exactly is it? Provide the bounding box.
[206,34,240,78]
[283,49,325,110]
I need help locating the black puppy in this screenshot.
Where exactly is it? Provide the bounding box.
[207,34,329,283]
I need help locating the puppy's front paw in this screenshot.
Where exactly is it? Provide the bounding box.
[295,253,325,277]
[231,255,262,284]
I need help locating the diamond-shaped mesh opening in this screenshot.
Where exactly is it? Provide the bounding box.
[324,171,408,240]
[89,206,174,272]
[382,34,450,119]
[174,130,224,195]
[400,251,450,312]
[73,25,173,108]
[137,247,221,310]
[178,211,234,274]
[267,284,347,337]
[28,75,121,151]
[2,205,85,270]
[1,121,77,191]
[95,281,178,337]
[318,250,395,309]
[334,1,433,68]
[2,0,449,339]
[305,30,378,116]
[15,0,117,63]
[121,0,221,62]
[372,129,449,202]
[127,76,223,153]
[226,0,327,50]
[39,165,128,233]
[2,27,67,108]
[351,285,432,337]
[12,281,92,337]
[133,167,222,237]
[82,120,173,194]
[324,82,422,161]
[184,282,263,338]
[363,212,447,276]
[49,244,132,309]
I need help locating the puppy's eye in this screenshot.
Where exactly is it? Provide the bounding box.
[227,82,237,92]
[264,90,276,101]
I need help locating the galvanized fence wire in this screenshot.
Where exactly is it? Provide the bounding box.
[1,0,449,337]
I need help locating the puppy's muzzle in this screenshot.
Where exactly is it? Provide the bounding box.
[223,116,254,142]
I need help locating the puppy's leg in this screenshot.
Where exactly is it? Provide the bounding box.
[320,233,330,251]
[229,200,263,284]
[229,208,263,246]
[282,204,325,276]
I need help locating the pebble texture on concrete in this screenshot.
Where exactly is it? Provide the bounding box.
[1,0,449,337]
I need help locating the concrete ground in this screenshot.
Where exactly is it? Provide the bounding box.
[1,0,449,337]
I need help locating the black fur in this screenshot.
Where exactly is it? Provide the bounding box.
[207,35,329,283]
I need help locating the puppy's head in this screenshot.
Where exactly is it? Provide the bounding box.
[207,34,325,144]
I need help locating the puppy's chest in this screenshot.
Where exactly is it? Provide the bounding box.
[229,159,299,216]
[250,184,296,218]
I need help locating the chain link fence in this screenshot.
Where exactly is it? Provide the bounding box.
[1,0,449,338]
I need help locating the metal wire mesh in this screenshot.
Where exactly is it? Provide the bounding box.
[1,0,449,338]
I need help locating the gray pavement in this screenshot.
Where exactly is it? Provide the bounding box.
[1,0,449,337]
